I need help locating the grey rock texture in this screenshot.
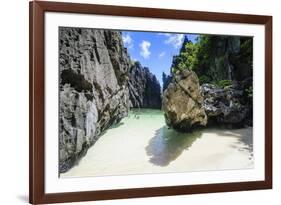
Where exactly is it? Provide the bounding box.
[162,71,250,131]
[162,70,207,131]
[128,61,162,109]
[201,83,249,125]
[207,36,241,81]
[59,27,131,173]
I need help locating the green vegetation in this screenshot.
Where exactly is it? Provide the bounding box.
[245,86,253,98]
[198,75,211,85]
[171,36,199,73]
[215,79,232,88]
[169,35,253,85]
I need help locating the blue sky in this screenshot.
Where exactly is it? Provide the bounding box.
[121,31,198,87]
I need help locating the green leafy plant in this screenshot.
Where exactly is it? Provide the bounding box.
[215,79,232,88]
[245,86,253,97]
[198,75,211,84]
[169,34,253,88]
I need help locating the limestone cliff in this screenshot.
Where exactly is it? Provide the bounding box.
[59,27,131,173]
[128,61,162,109]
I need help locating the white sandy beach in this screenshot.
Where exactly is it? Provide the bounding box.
[61,109,253,178]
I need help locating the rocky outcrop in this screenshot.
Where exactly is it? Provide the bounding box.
[128,61,161,109]
[201,83,250,126]
[162,70,207,131]
[162,70,252,131]
[59,27,131,173]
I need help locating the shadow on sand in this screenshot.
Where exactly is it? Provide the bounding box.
[146,126,253,167]
[145,126,202,166]
[209,128,253,153]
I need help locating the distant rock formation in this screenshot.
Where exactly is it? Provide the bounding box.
[59,28,131,173]
[162,72,172,92]
[162,70,207,131]
[128,61,162,109]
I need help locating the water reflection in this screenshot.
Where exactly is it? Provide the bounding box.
[146,126,202,166]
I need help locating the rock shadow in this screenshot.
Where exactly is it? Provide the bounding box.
[210,127,253,153]
[145,126,202,166]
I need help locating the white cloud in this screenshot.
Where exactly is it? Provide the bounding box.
[159,33,184,48]
[158,51,166,58]
[139,40,151,59]
[122,33,133,49]
[131,57,137,62]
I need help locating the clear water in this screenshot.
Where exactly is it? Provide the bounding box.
[62,109,253,177]
[128,109,203,166]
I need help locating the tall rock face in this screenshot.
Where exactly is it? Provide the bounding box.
[59,27,131,173]
[195,36,253,83]
[169,35,253,86]
[162,70,207,131]
[128,61,162,109]
[204,36,241,82]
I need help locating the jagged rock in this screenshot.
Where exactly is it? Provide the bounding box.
[201,83,249,125]
[162,72,172,92]
[59,28,131,173]
[128,61,161,109]
[162,70,207,131]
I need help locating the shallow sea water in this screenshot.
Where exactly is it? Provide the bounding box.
[61,109,254,177]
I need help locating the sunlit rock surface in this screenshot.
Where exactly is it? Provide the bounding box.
[162,70,207,131]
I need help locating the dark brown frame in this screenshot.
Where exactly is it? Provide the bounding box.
[29,1,272,204]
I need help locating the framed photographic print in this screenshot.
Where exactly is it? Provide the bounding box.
[29,1,272,204]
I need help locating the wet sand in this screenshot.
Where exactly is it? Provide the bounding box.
[61,109,253,178]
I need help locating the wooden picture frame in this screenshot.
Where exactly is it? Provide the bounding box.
[29,1,272,204]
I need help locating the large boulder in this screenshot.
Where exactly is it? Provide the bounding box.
[128,61,161,109]
[59,28,131,173]
[162,70,207,131]
[201,83,249,125]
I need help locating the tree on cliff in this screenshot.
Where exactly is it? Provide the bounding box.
[169,34,253,86]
